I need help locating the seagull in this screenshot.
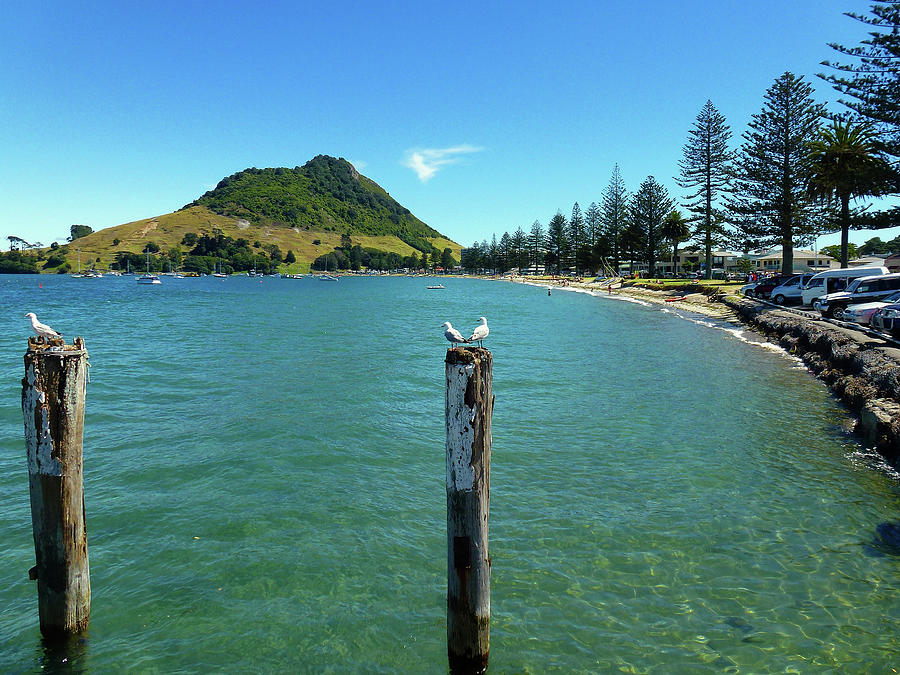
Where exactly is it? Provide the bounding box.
[25,312,63,341]
[468,316,489,347]
[441,321,468,348]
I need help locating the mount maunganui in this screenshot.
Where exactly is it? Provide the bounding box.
[47,155,460,271]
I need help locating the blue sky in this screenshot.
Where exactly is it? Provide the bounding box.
[3,0,897,250]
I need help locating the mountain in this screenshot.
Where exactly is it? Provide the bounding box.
[186,155,445,253]
[36,156,460,273]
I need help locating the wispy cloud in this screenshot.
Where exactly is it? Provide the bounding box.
[403,145,483,182]
[347,159,367,171]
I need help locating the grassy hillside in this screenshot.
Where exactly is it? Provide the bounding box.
[185,155,444,253]
[35,156,462,272]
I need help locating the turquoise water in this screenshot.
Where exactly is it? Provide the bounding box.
[1,274,898,673]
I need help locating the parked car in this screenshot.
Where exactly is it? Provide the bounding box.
[842,290,900,325]
[739,280,760,297]
[815,273,900,319]
[747,275,796,300]
[769,273,816,305]
[871,302,900,337]
[800,266,889,306]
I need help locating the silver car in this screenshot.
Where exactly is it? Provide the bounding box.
[843,290,900,325]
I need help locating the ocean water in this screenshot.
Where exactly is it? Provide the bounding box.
[1,274,898,673]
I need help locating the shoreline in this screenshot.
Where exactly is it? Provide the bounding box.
[510,275,900,464]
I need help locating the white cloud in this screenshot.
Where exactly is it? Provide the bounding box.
[403,145,483,182]
[347,159,367,171]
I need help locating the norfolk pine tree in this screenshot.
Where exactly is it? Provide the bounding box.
[820,2,900,159]
[677,100,735,279]
[820,2,900,227]
[568,202,586,274]
[601,165,628,273]
[630,176,674,278]
[730,72,824,275]
[546,211,569,275]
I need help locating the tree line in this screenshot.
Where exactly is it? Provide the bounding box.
[463,3,900,277]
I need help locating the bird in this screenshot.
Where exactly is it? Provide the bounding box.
[441,321,468,348]
[468,316,489,347]
[25,312,63,341]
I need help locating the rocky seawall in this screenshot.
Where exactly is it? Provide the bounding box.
[723,297,900,463]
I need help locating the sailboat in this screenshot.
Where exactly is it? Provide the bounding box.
[137,249,161,284]
[316,256,339,281]
[213,261,227,278]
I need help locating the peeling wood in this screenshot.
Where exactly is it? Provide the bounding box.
[21,339,91,637]
[445,347,492,673]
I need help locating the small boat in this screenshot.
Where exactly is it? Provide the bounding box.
[316,274,339,282]
[665,296,687,303]
[427,284,445,289]
[137,249,161,284]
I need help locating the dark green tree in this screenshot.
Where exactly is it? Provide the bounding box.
[68,224,93,242]
[730,72,824,275]
[661,210,691,276]
[545,211,569,274]
[630,176,675,278]
[820,3,900,159]
[285,249,296,264]
[528,220,545,272]
[807,119,895,267]
[601,165,628,273]
[677,100,735,279]
[568,202,586,273]
[441,247,455,269]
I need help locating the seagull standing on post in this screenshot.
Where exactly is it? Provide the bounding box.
[25,313,63,341]
[468,316,489,347]
[441,321,468,348]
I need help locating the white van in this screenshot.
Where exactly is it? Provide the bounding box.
[800,266,889,306]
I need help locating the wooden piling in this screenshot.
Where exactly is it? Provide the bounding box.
[445,346,492,674]
[22,336,91,637]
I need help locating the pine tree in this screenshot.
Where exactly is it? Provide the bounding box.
[545,211,569,275]
[584,202,601,270]
[512,226,528,270]
[601,165,628,273]
[730,72,824,275]
[498,232,512,272]
[568,202,586,274]
[677,100,734,279]
[630,176,675,277]
[528,220,545,272]
[820,2,900,158]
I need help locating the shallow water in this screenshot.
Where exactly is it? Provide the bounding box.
[1,274,898,672]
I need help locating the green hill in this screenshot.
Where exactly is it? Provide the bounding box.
[185,155,443,253]
[28,156,461,273]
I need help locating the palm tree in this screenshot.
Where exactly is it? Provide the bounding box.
[661,210,691,277]
[807,119,894,268]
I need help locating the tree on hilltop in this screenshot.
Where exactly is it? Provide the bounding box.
[677,100,735,278]
[68,224,93,242]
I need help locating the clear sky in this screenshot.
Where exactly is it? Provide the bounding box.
[2,0,897,250]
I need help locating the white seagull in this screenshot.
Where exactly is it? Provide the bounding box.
[25,312,63,341]
[468,316,489,347]
[441,321,468,348]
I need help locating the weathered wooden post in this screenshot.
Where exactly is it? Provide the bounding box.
[445,346,492,674]
[22,336,91,637]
